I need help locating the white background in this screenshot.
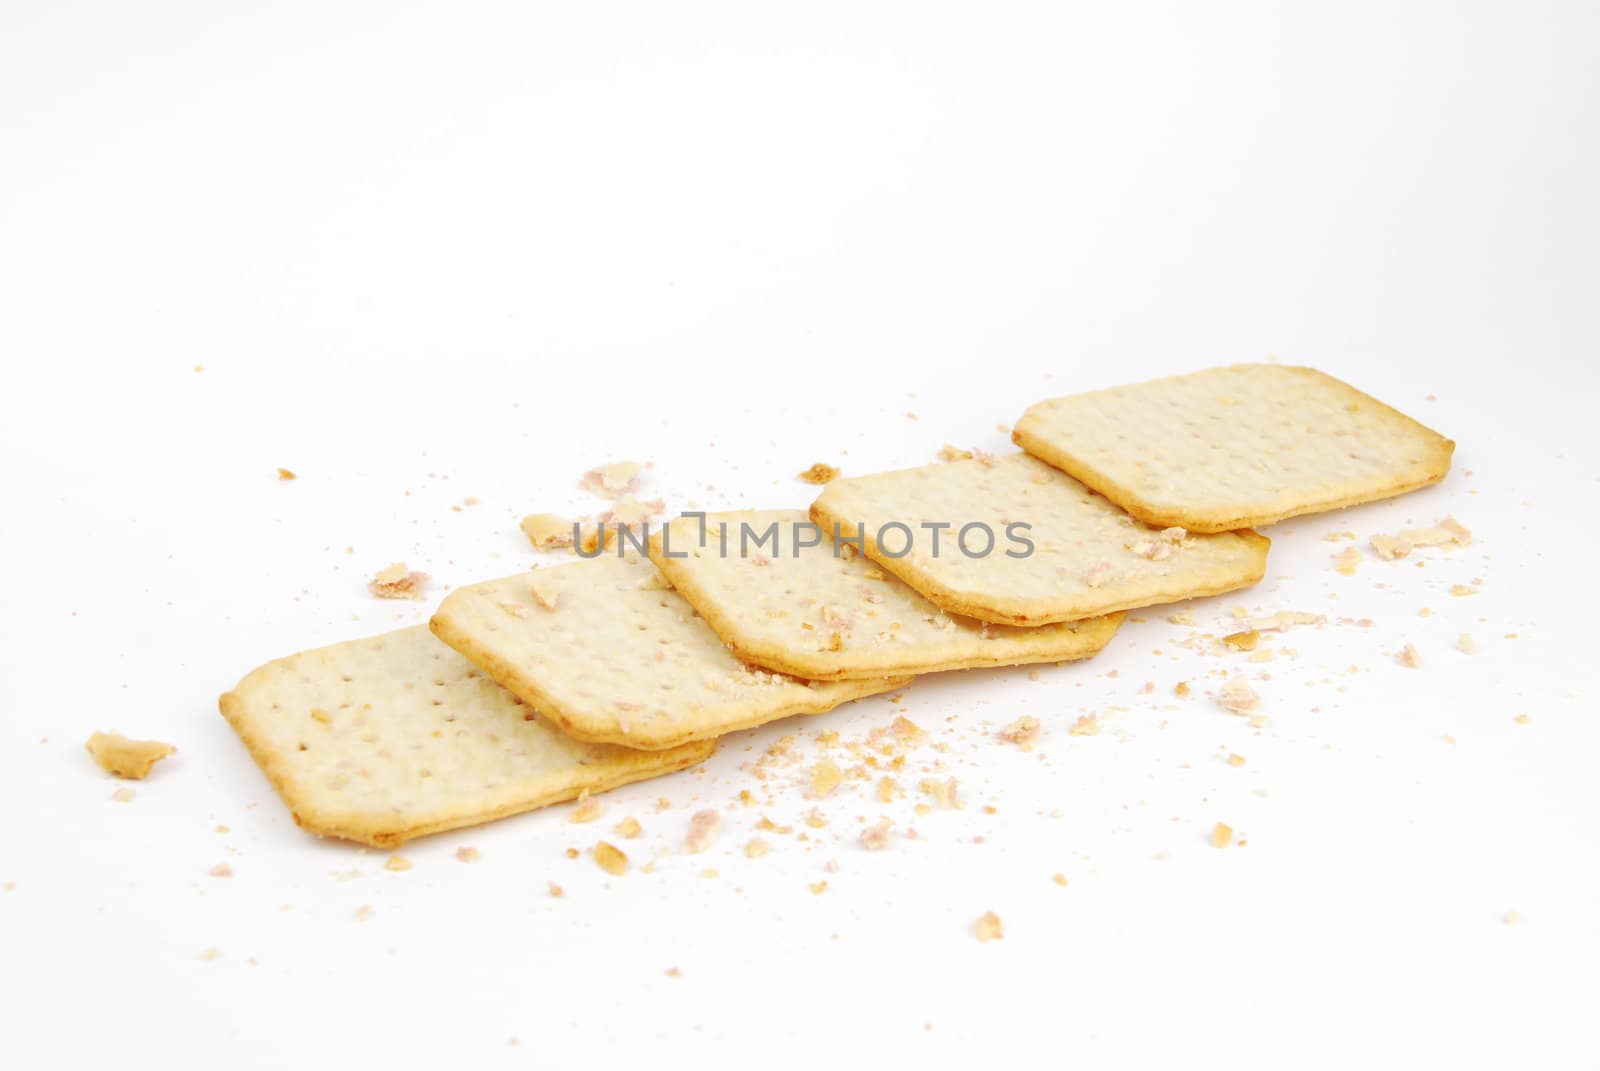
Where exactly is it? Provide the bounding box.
[2,2,1596,1067]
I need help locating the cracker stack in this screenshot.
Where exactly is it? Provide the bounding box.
[219,364,1451,846]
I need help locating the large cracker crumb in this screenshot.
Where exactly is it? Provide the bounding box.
[368,563,429,600]
[593,840,629,875]
[520,514,575,550]
[974,911,1004,942]
[1370,516,1472,560]
[685,809,723,853]
[809,760,844,799]
[859,819,893,851]
[1217,675,1259,715]
[579,461,644,499]
[85,732,175,780]
[1210,822,1234,849]
[998,715,1041,750]
[614,816,642,839]
[797,463,841,485]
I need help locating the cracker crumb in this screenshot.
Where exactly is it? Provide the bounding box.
[998,715,1041,750]
[570,797,605,824]
[1397,643,1423,668]
[199,947,222,961]
[745,838,771,859]
[919,777,960,809]
[685,809,723,853]
[876,776,901,802]
[1223,630,1259,651]
[528,575,560,610]
[276,468,296,481]
[1069,714,1100,737]
[1052,874,1069,887]
[1333,546,1362,575]
[1226,753,1246,767]
[1217,675,1259,715]
[665,966,681,977]
[520,514,575,550]
[209,863,233,878]
[368,563,429,600]
[809,760,844,799]
[548,882,564,898]
[1502,909,1523,926]
[1174,681,1190,698]
[1210,822,1234,849]
[974,911,1004,942]
[111,787,135,803]
[85,732,175,780]
[454,846,480,864]
[1370,517,1472,560]
[1513,713,1530,725]
[593,841,629,876]
[810,881,828,895]
[859,819,893,851]
[1456,634,1476,655]
[384,855,412,872]
[614,816,642,839]
[353,905,375,922]
[579,461,644,499]
[937,444,974,462]
[797,463,841,484]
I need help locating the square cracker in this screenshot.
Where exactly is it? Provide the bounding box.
[810,453,1269,626]
[648,509,1124,680]
[429,554,908,749]
[218,626,712,847]
[1013,364,1454,532]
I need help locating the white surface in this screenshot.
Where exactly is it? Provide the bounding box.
[2,2,1596,1067]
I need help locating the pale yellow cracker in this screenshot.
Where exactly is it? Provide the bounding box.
[649,509,1123,679]
[218,626,712,847]
[1013,364,1454,532]
[810,453,1268,626]
[429,554,908,749]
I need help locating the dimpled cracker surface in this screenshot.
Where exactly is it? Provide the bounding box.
[648,509,1123,680]
[218,627,713,847]
[1012,364,1455,532]
[810,453,1269,626]
[429,554,908,749]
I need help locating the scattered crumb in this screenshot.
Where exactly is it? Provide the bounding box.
[797,463,840,484]
[1370,517,1472,560]
[1398,643,1423,668]
[368,563,428,600]
[528,574,560,610]
[998,715,1041,750]
[919,777,960,809]
[1333,546,1362,575]
[1052,874,1068,887]
[937,445,974,462]
[579,461,644,499]
[85,732,175,780]
[1502,909,1523,926]
[384,855,412,872]
[276,468,296,481]
[1068,714,1100,737]
[1174,681,1190,698]
[570,797,604,824]
[1217,675,1259,715]
[454,846,480,864]
[111,787,135,803]
[745,838,771,859]
[809,760,844,799]
[685,809,722,853]
[520,514,575,550]
[199,947,222,961]
[859,819,893,851]
[353,905,375,922]
[1226,753,1246,767]
[665,967,682,977]
[974,911,1004,942]
[810,881,828,895]
[1210,823,1234,849]
[1514,714,1530,725]
[614,816,642,839]
[593,841,629,876]
[1457,634,1476,655]
[548,882,564,898]
[208,863,233,879]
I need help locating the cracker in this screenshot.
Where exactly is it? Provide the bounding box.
[429,554,908,749]
[648,509,1123,679]
[810,453,1268,626]
[1013,364,1454,532]
[218,626,713,847]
